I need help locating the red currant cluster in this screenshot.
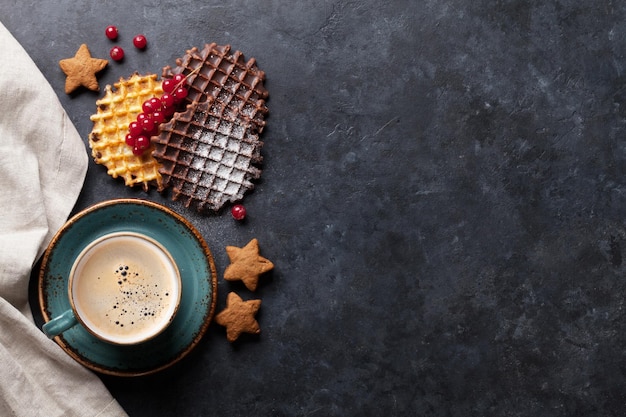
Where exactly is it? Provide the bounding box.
[125,74,189,156]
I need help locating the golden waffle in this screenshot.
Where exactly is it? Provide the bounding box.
[152,99,264,212]
[162,43,269,134]
[88,73,165,191]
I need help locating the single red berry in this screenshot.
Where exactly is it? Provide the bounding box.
[129,121,143,137]
[105,26,118,40]
[161,103,176,116]
[136,113,150,125]
[172,73,186,85]
[142,97,161,114]
[231,204,246,220]
[110,46,124,61]
[133,34,147,49]
[151,110,165,124]
[160,93,176,107]
[141,116,156,132]
[125,133,136,147]
[132,136,150,155]
[162,79,176,94]
[173,86,188,102]
[135,135,150,149]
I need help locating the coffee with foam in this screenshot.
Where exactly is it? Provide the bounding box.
[70,232,181,345]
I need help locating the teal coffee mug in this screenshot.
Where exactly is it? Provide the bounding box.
[43,231,182,345]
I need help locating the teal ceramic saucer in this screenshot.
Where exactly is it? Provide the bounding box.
[38,199,218,377]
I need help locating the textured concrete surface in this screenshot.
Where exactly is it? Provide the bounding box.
[4,0,626,415]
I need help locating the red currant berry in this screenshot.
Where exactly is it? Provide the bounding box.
[135,135,150,148]
[136,113,150,125]
[172,73,186,85]
[129,121,143,137]
[151,110,165,124]
[231,204,246,220]
[141,116,156,132]
[142,97,161,114]
[161,104,176,116]
[133,34,147,49]
[160,93,175,108]
[105,26,118,40]
[162,79,176,94]
[125,133,136,147]
[173,86,188,102]
[110,46,124,61]
[132,136,150,155]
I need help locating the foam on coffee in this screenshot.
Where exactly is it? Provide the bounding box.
[70,232,181,344]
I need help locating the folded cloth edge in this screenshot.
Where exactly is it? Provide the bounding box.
[0,20,128,417]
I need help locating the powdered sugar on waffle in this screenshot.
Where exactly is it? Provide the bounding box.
[152,99,263,212]
[154,44,268,212]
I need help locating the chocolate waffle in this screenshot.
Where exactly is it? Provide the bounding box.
[162,43,269,134]
[152,99,263,212]
[89,73,165,191]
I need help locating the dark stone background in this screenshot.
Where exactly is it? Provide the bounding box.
[3,0,626,415]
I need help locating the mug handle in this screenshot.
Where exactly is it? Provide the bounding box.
[42,309,78,339]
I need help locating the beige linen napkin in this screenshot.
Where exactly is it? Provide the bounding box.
[0,22,127,417]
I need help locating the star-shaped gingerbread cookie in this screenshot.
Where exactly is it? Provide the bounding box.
[59,44,108,94]
[215,292,262,342]
[224,238,274,291]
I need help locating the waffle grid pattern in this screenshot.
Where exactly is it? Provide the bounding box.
[153,100,263,212]
[89,73,165,191]
[162,43,269,135]
[154,43,269,212]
